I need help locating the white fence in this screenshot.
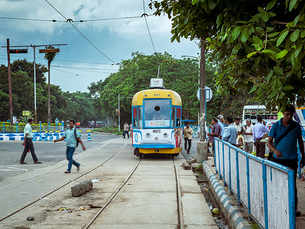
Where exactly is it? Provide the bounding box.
[214,138,295,229]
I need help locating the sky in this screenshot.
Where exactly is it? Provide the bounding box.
[0,0,199,92]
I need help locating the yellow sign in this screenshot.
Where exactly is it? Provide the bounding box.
[22,110,31,116]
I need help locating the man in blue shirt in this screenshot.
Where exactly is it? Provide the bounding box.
[268,104,305,217]
[54,120,86,173]
[217,114,226,138]
[222,117,237,145]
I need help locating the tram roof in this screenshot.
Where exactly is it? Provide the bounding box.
[132,89,182,106]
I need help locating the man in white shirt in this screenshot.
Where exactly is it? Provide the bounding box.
[20,118,41,164]
[243,119,254,153]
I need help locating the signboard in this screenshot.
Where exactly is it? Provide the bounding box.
[197,86,213,102]
[22,110,31,116]
[150,78,164,88]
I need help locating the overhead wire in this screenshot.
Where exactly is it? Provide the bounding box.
[0,15,152,23]
[43,0,115,64]
[142,0,157,53]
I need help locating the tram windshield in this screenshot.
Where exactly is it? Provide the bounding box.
[144,99,171,128]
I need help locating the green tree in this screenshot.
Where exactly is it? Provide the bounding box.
[150,0,305,109]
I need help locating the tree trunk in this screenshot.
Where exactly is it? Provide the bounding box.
[48,61,51,123]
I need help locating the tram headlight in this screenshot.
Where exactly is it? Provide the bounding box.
[163,133,168,138]
[146,133,150,137]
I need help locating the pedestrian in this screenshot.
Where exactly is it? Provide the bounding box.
[217,114,226,138]
[54,120,86,174]
[20,118,42,164]
[183,123,193,154]
[243,119,254,153]
[267,104,305,217]
[222,117,237,145]
[234,117,243,147]
[253,116,269,158]
[208,117,221,144]
[123,122,129,139]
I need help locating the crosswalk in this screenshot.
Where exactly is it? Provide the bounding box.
[0,165,28,172]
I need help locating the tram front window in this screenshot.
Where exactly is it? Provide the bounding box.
[144,100,171,128]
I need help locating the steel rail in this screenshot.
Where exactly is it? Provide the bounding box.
[0,150,120,223]
[83,159,141,229]
[173,158,185,229]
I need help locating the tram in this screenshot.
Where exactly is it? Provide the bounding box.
[131,78,183,157]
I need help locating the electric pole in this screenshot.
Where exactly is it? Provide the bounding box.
[199,39,206,141]
[2,42,67,122]
[6,38,13,123]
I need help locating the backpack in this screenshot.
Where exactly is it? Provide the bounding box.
[74,128,79,148]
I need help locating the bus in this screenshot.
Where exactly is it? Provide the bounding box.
[131,78,183,157]
[242,105,277,128]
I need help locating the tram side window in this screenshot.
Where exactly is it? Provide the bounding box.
[176,108,181,127]
[133,107,142,128]
[171,108,175,127]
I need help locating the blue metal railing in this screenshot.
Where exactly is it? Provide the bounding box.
[214,138,295,229]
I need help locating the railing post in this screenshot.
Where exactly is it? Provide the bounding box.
[218,140,222,179]
[262,162,269,229]
[236,150,240,202]
[228,146,232,192]
[39,121,42,133]
[246,155,251,214]
[288,170,296,229]
[214,139,217,174]
[2,122,5,133]
[222,142,226,185]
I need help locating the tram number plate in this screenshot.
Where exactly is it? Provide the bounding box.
[153,130,161,133]
[154,149,160,152]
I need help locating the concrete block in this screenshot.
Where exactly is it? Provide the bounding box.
[196,141,208,162]
[71,180,93,197]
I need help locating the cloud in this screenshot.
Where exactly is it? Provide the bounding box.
[0,0,171,37]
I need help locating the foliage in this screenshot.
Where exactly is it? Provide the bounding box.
[94,127,122,135]
[150,0,305,109]
[89,52,200,123]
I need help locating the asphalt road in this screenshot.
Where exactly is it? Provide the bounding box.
[0,131,119,182]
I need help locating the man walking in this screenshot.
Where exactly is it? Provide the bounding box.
[267,104,305,216]
[20,118,41,164]
[253,116,269,158]
[54,120,86,173]
[222,117,237,145]
[183,123,193,154]
[123,122,129,139]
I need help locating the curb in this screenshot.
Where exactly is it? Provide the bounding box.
[202,161,253,229]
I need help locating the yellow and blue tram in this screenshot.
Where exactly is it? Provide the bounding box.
[131,79,182,157]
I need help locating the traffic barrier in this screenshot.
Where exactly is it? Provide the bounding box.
[214,138,295,229]
[0,132,65,142]
[87,131,92,141]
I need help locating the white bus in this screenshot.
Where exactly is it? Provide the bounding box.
[242,105,277,128]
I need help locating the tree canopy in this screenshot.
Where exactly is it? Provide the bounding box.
[150,0,305,109]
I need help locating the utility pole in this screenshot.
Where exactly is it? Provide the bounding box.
[32,46,37,122]
[1,43,67,123]
[199,39,206,141]
[6,38,13,123]
[118,93,120,132]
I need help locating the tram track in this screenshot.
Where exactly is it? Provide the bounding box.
[0,149,122,223]
[173,157,185,229]
[82,158,141,229]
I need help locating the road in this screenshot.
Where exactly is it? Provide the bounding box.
[0,131,119,182]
